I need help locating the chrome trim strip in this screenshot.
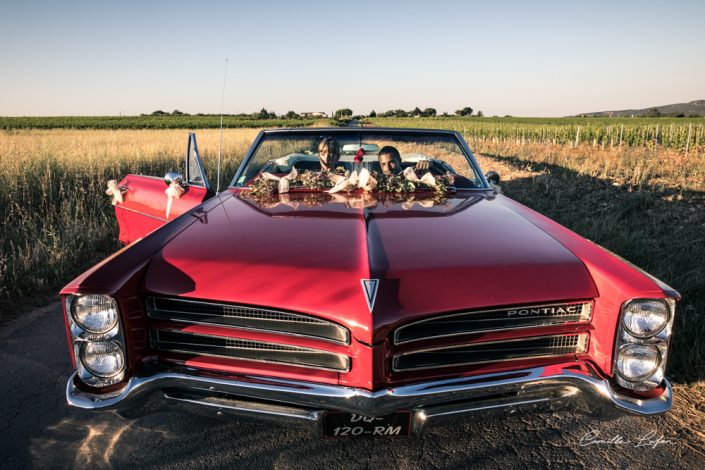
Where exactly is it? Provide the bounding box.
[147,297,350,345]
[163,392,323,423]
[66,363,673,423]
[394,301,593,345]
[392,334,589,372]
[114,204,168,222]
[151,329,351,373]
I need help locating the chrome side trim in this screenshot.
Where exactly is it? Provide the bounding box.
[66,363,673,428]
[394,301,593,345]
[114,204,168,222]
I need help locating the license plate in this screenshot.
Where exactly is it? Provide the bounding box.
[323,411,412,437]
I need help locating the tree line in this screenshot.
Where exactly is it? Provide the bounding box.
[335,107,480,119]
[145,106,483,120]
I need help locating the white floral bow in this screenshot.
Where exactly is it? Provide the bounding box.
[403,166,437,187]
[328,167,378,194]
[105,180,124,205]
[260,167,299,194]
[165,182,185,219]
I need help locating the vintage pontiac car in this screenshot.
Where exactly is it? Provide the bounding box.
[62,128,679,437]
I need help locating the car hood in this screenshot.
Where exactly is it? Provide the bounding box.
[144,191,598,344]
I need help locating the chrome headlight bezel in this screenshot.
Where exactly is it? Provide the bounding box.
[613,297,676,391]
[65,294,127,388]
[615,343,661,381]
[67,295,120,340]
[621,298,670,339]
[74,340,126,386]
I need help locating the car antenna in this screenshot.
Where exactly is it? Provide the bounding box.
[216,58,228,194]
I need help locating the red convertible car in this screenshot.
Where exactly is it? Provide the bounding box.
[62,128,678,437]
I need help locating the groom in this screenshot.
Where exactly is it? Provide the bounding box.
[377,146,431,177]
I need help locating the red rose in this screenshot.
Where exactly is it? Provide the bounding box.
[354,148,366,164]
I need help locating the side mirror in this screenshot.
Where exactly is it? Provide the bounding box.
[164,171,184,187]
[485,171,500,185]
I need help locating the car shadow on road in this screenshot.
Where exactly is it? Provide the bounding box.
[480,152,705,384]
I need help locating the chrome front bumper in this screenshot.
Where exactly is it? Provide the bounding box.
[66,363,672,434]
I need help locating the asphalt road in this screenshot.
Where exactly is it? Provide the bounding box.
[1,303,703,469]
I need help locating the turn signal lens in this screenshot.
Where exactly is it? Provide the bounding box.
[79,341,125,378]
[72,295,118,335]
[616,344,660,382]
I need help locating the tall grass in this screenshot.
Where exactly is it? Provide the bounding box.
[0,129,257,312]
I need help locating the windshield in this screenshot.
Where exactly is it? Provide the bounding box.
[232,131,485,195]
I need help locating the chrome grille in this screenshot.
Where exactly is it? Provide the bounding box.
[147,297,350,344]
[394,301,592,345]
[151,330,350,372]
[392,333,589,372]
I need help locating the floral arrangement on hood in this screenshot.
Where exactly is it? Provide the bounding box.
[248,156,454,199]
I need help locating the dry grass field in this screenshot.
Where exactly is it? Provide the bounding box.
[0,124,702,384]
[0,128,258,312]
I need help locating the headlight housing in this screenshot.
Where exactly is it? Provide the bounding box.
[615,344,661,381]
[621,299,670,339]
[65,294,126,387]
[613,298,675,391]
[71,294,119,335]
[79,341,125,378]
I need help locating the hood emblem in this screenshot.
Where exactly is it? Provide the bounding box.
[361,279,379,313]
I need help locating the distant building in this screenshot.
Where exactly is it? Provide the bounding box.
[300,111,328,118]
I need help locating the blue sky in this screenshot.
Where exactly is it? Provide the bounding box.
[1,0,703,117]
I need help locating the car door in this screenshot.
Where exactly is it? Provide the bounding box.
[113,133,213,244]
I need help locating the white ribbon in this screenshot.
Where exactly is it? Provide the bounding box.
[105,180,124,205]
[329,192,378,208]
[165,182,185,219]
[403,166,437,187]
[401,199,436,210]
[328,167,377,194]
[260,167,299,193]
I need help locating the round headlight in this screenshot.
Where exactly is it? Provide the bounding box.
[72,295,118,334]
[616,344,660,381]
[622,299,670,338]
[79,341,125,378]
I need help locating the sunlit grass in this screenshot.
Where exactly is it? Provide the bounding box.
[0,128,258,310]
